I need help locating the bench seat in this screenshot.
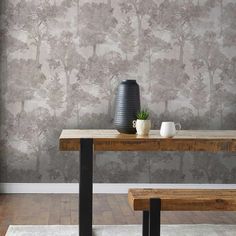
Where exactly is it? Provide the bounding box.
[128,188,236,211]
[128,188,236,236]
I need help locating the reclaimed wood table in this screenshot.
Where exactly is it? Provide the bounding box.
[59,129,236,236]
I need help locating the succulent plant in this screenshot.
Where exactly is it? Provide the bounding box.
[136,109,149,120]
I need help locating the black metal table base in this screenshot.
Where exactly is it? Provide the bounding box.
[142,198,161,236]
[79,139,160,236]
[79,139,93,236]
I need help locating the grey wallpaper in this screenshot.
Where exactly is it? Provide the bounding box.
[0,0,236,183]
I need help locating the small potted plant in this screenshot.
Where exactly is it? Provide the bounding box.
[133,109,151,135]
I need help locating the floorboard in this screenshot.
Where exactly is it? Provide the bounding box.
[0,194,236,236]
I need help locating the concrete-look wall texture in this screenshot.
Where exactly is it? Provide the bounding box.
[0,0,236,183]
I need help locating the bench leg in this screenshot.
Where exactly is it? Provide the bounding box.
[143,211,149,236]
[149,198,161,236]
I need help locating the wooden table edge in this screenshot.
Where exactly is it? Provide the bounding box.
[59,138,236,152]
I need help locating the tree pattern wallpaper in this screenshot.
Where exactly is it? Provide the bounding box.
[0,0,236,183]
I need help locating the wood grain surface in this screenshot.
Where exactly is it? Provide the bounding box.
[59,130,236,152]
[128,189,236,211]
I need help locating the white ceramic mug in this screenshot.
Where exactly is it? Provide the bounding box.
[160,122,181,138]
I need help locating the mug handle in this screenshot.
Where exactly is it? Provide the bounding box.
[175,123,181,133]
[132,120,136,128]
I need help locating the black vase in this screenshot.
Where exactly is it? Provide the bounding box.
[114,80,140,134]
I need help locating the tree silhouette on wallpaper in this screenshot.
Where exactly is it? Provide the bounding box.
[0,0,236,183]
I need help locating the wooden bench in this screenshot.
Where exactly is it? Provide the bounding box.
[128,189,236,236]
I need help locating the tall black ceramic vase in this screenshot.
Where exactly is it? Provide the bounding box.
[114,80,140,134]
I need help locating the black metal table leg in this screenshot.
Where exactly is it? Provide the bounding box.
[79,138,93,236]
[149,198,161,236]
[143,211,149,236]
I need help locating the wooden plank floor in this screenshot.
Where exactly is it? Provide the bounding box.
[0,194,236,235]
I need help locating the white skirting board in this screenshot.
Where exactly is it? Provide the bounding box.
[0,183,236,194]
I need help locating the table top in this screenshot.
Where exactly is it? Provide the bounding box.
[59,129,236,152]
